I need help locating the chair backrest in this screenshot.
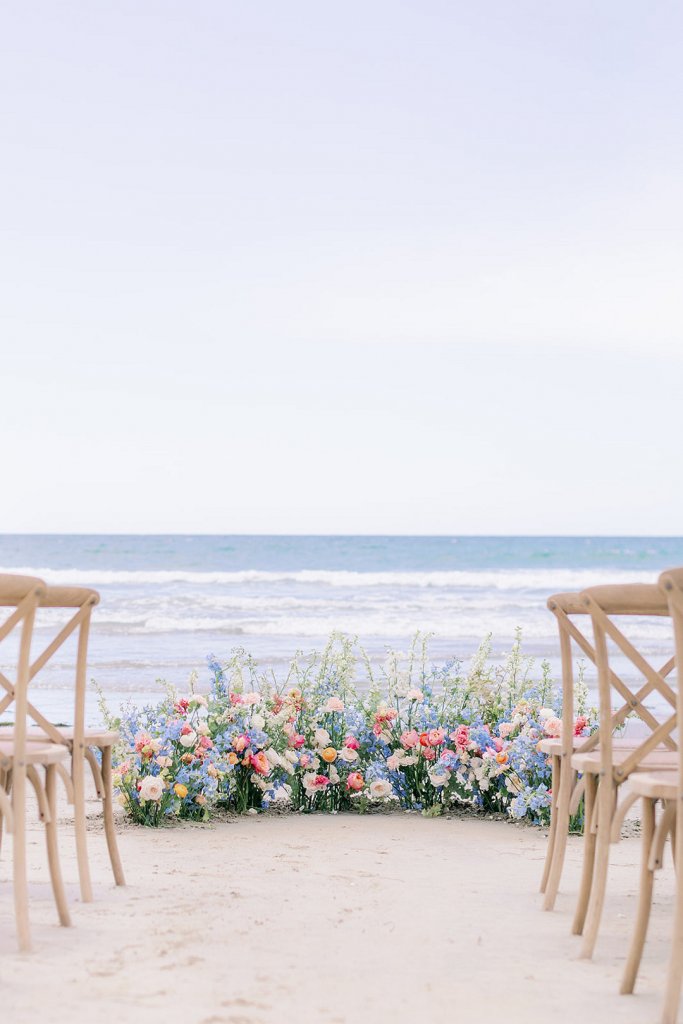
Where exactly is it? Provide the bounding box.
[581,582,676,782]
[547,590,674,762]
[0,580,99,749]
[659,567,683,779]
[0,574,46,760]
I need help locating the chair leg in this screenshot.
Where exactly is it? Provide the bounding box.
[540,754,561,894]
[0,767,12,860]
[12,766,31,952]
[621,796,656,994]
[663,805,683,1024]
[100,746,125,887]
[544,762,574,910]
[573,771,598,935]
[72,748,93,902]
[580,776,616,958]
[44,764,71,927]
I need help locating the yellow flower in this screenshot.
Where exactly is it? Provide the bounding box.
[321,746,337,763]
[173,783,188,799]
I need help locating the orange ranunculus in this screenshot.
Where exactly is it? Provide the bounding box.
[228,752,238,765]
[495,751,508,765]
[419,732,430,747]
[321,747,338,763]
[174,783,188,799]
[181,752,194,765]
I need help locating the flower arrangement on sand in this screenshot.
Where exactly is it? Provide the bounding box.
[101,631,595,827]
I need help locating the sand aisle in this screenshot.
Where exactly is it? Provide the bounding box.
[0,812,674,1023]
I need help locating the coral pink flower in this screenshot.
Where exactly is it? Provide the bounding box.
[499,722,514,739]
[288,733,306,749]
[232,734,249,752]
[419,732,430,747]
[400,729,419,749]
[324,697,345,712]
[344,735,360,750]
[134,731,153,753]
[543,717,562,738]
[493,737,504,752]
[299,753,312,768]
[427,728,445,747]
[346,771,364,791]
[198,735,213,750]
[229,692,243,706]
[173,698,190,714]
[372,723,383,737]
[574,716,588,736]
[250,751,269,775]
[422,748,437,761]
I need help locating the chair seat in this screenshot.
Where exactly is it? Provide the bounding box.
[571,746,677,775]
[628,770,679,801]
[539,736,648,756]
[0,725,119,747]
[0,740,70,767]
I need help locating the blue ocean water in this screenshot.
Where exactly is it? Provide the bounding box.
[0,535,681,721]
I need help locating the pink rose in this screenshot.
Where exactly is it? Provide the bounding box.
[574,716,588,736]
[499,722,514,739]
[543,717,562,738]
[450,725,470,750]
[344,735,360,750]
[400,730,419,750]
[423,748,436,761]
[427,728,445,747]
[346,771,364,791]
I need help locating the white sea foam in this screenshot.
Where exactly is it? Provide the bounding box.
[0,565,659,590]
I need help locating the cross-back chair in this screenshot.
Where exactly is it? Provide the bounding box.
[576,582,678,960]
[0,581,125,902]
[0,573,72,951]
[615,568,683,1020]
[541,591,676,917]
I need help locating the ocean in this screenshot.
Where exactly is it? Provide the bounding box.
[1,534,681,723]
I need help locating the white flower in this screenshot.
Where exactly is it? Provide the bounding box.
[197,722,211,736]
[338,746,358,763]
[538,707,554,720]
[192,694,208,708]
[406,688,424,702]
[369,779,393,800]
[138,775,165,802]
[252,713,265,731]
[284,749,298,764]
[314,728,330,749]
[401,755,418,766]
[329,766,340,784]
[179,731,197,748]
[429,769,450,788]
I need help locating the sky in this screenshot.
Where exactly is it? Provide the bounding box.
[1,1,682,535]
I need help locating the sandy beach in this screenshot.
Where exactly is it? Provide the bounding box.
[0,802,673,1024]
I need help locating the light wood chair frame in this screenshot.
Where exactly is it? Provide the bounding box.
[578,583,677,960]
[0,583,125,902]
[0,574,72,951]
[541,591,675,915]
[616,569,683,1021]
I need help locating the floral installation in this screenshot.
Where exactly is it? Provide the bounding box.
[100,630,596,827]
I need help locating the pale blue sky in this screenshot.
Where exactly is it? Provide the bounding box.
[1,2,681,534]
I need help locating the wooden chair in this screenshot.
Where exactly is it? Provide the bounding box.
[0,582,125,902]
[576,582,677,960]
[0,573,72,951]
[541,590,676,918]
[618,567,683,1021]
